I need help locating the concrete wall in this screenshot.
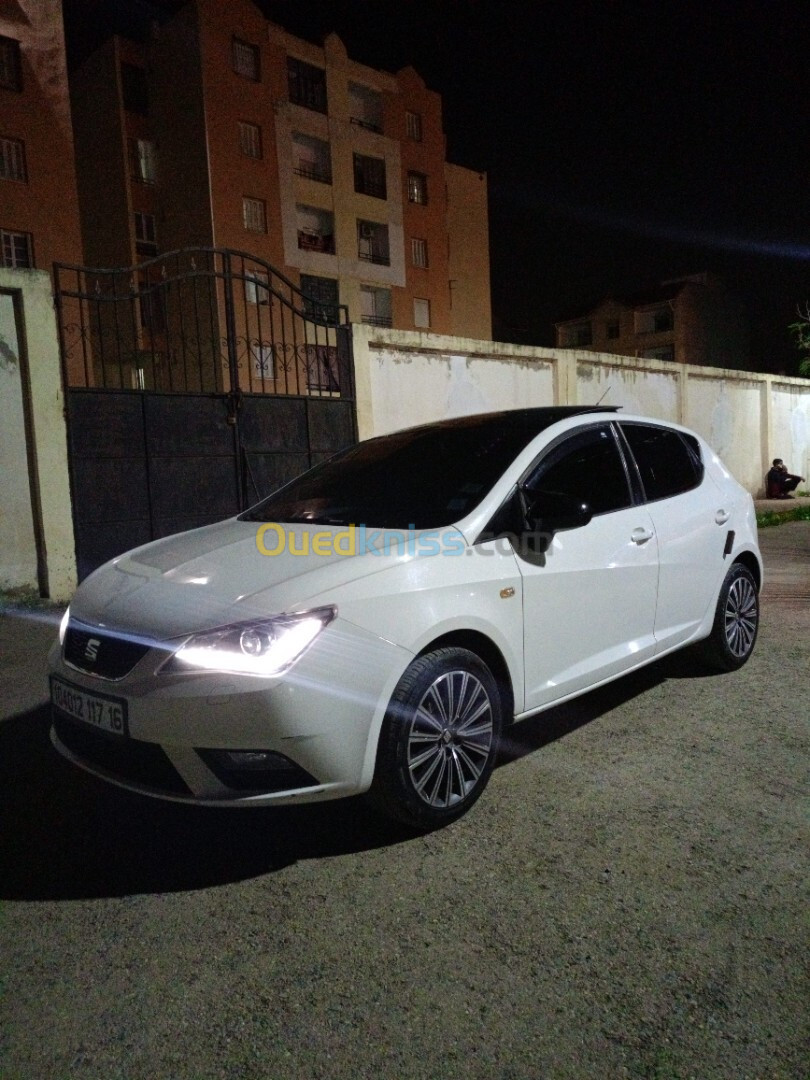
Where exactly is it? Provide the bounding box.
[0,271,76,601]
[352,325,810,494]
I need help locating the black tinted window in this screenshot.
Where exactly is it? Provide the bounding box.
[621,423,703,501]
[524,425,631,514]
[241,411,582,530]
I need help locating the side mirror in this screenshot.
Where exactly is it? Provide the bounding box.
[524,491,593,539]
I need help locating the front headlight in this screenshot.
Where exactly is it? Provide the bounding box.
[162,606,336,677]
[59,606,70,645]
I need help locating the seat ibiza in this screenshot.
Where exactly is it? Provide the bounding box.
[49,407,762,828]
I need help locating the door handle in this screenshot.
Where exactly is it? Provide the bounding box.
[631,526,654,544]
[715,509,730,525]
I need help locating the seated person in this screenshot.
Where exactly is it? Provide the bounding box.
[766,458,805,499]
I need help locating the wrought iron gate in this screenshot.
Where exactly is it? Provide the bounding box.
[54,248,357,580]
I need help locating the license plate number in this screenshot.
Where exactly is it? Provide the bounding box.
[51,677,128,736]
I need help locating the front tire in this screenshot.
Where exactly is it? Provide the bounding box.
[697,562,759,672]
[368,647,503,829]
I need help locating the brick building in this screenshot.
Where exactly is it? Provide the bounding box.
[555,273,749,370]
[0,1,82,272]
[68,0,492,339]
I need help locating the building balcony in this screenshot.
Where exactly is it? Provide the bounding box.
[361,314,393,327]
[358,245,390,266]
[298,231,335,254]
[294,163,332,185]
[350,116,383,135]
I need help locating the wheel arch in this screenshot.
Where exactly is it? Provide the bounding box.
[415,630,516,725]
[733,549,762,591]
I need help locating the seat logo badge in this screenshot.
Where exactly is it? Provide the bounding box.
[500,587,515,599]
[84,638,101,662]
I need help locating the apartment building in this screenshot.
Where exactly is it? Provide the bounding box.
[68,0,491,338]
[555,273,749,370]
[0,2,82,272]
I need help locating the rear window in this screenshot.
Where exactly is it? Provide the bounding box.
[621,423,703,502]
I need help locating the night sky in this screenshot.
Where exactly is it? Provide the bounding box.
[64,0,810,373]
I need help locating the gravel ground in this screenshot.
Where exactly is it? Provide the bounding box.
[0,523,807,1080]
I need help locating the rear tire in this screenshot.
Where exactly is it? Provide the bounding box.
[368,647,503,830]
[697,562,759,672]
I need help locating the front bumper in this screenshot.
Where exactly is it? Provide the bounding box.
[48,618,412,806]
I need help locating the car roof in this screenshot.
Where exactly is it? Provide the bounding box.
[379,406,621,441]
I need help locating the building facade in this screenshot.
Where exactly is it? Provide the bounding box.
[555,273,749,371]
[68,0,491,340]
[0,0,82,273]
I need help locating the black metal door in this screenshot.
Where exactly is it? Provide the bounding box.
[54,248,357,580]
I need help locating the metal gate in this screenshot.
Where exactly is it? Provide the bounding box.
[54,248,357,581]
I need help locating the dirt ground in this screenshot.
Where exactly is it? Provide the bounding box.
[0,523,807,1080]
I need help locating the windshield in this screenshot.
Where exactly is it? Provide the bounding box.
[240,409,586,529]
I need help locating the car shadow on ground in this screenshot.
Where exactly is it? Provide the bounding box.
[0,648,714,902]
[496,645,713,765]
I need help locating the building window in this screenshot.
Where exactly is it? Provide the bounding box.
[242,197,267,233]
[139,278,165,332]
[640,345,676,362]
[405,110,422,141]
[287,57,327,113]
[121,63,148,115]
[300,274,339,324]
[348,82,383,133]
[353,153,386,199]
[636,306,674,334]
[564,321,592,347]
[0,36,22,92]
[0,228,32,268]
[410,237,428,268]
[296,205,335,253]
[0,137,26,182]
[292,132,331,183]
[360,285,392,327]
[232,38,260,81]
[357,220,390,266]
[407,172,428,205]
[134,212,157,256]
[606,320,620,340]
[251,342,275,382]
[0,36,22,91]
[306,344,340,392]
[244,270,269,305]
[130,138,156,183]
[414,298,431,328]
[238,122,262,159]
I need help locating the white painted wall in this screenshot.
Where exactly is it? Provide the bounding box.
[771,382,810,483]
[0,291,39,590]
[575,355,680,420]
[0,270,76,601]
[352,325,810,496]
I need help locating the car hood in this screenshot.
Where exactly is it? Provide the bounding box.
[70,518,463,640]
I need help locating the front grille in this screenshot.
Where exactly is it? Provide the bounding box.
[64,621,151,679]
[53,714,189,795]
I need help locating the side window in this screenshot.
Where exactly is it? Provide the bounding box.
[621,423,703,501]
[523,425,631,514]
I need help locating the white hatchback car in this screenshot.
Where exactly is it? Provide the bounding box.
[49,407,762,828]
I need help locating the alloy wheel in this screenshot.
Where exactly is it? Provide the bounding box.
[406,669,495,808]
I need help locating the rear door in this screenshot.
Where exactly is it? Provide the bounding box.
[618,422,726,652]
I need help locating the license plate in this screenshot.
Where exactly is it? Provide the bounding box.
[50,676,128,736]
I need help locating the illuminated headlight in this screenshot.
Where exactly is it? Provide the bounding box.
[59,606,70,645]
[162,606,336,677]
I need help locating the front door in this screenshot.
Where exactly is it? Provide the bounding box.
[517,423,659,713]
